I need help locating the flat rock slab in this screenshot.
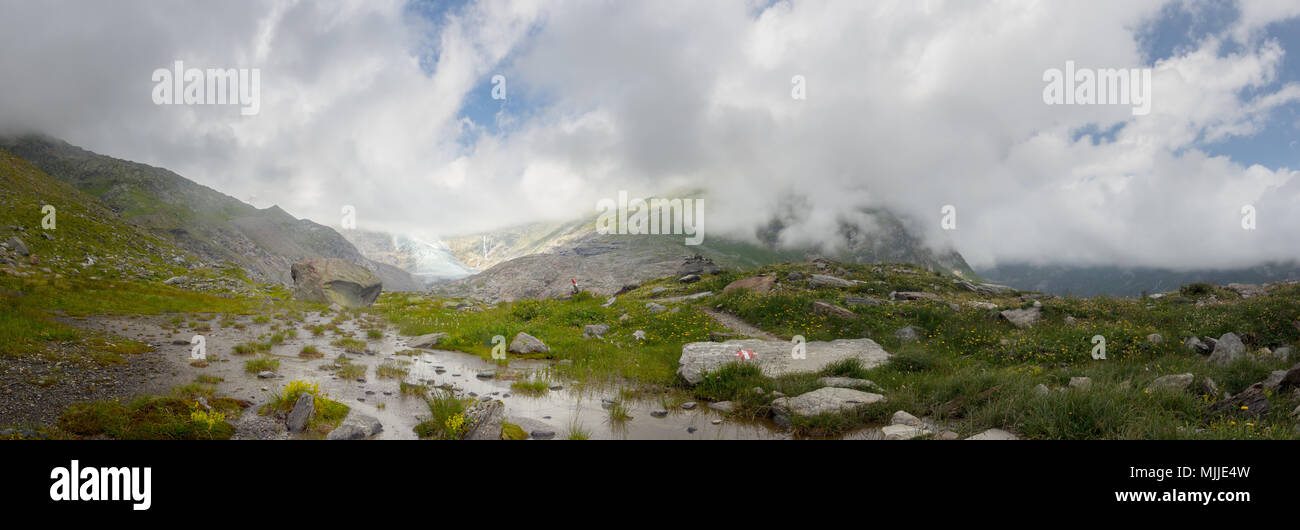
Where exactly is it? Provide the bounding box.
[966,428,1019,440]
[882,424,931,440]
[772,387,884,417]
[409,332,449,349]
[678,338,892,385]
[818,377,882,392]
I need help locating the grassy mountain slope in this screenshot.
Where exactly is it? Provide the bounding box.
[0,135,419,290]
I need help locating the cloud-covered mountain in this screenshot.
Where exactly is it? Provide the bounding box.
[341,229,477,285]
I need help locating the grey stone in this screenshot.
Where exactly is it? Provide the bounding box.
[1184,336,1212,355]
[583,324,610,338]
[1208,383,1269,417]
[286,393,314,433]
[707,401,735,413]
[1033,383,1050,396]
[463,401,504,440]
[1146,333,1164,345]
[679,274,701,283]
[257,371,278,379]
[966,428,1019,440]
[680,401,698,410]
[291,258,383,309]
[507,332,549,354]
[999,307,1042,329]
[1068,377,1092,390]
[817,377,882,392]
[1263,370,1288,391]
[844,296,884,307]
[890,410,923,427]
[1200,377,1220,397]
[409,332,449,349]
[812,301,857,319]
[881,424,930,440]
[808,274,854,289]
[894,326,922,343]
[1207,333,1246,366]
[645,302,667,314]
[5,237,28,257]
[1145,373,1194,393]
[678,338,892,385]
[890,291,942,302]
[770,387,885,417]
[325,412,383,440]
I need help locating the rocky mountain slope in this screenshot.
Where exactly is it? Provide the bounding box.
[0,135,419,291]
[0,148,192,280]
[438,198,972,302]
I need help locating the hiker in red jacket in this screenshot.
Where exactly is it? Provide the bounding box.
[571,278,579,295]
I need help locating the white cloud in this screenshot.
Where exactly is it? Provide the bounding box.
[1,0,1299,270]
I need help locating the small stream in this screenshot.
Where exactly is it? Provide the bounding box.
[81,311,808,440]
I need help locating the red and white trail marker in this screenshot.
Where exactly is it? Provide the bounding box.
[735,349,756,360]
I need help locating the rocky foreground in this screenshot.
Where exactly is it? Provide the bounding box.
[5,250,1300,440]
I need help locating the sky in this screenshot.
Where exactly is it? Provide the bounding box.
[0,0,1298,271]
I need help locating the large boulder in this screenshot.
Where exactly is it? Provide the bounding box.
[812,301,857,319]
[5,237,29,257]
[325,412,383,440]
[286,393,314,434]
[1145,373,1194,393]
[409,332,449,349]
[677,338,892,385]
[508,332,549,354]
[1208,383,1269,418]
[808,274,854,289]
[464,400,504,440]
[1207,333,1246,366]
[291,258,383,308]
[999,307,1042,329]
[890,291,942,302]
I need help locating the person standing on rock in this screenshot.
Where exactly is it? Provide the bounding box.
[571,278,579,295]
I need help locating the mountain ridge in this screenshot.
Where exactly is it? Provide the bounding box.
[0,135,420,291]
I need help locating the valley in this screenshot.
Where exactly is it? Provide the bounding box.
[2,138,1299,441]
